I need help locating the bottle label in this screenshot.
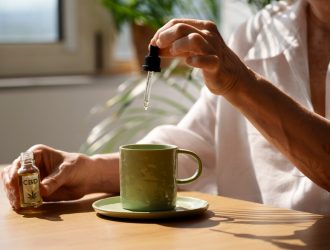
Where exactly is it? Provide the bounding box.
[22,173,42,204]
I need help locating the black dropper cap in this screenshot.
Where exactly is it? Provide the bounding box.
[142,45,161,72]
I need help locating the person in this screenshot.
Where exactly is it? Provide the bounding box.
[2,0,330,215]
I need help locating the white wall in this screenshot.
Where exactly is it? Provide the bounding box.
[0,76,126,164]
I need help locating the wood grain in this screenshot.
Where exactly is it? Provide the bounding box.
[1,166,329,250]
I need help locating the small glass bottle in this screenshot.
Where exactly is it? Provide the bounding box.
[18,151,43,208]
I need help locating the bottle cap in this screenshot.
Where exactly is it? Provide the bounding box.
[142,45,161,72]
[20,151,34,164]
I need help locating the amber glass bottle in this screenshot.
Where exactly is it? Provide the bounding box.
[18,151,43,208]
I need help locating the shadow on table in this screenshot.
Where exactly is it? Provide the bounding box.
[97,209,233,229]
[209,208,330,250]
[158,210,233,228]
[106,207,330,249]
[17,193,110,221]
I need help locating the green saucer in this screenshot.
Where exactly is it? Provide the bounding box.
[92,196,209,220]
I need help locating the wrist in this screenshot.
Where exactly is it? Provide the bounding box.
[88,153,120,194]
[222,66,258,102]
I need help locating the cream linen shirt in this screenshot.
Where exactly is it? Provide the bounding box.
[140,0,330,215]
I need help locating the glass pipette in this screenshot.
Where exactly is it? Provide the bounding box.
[142,45,161,110]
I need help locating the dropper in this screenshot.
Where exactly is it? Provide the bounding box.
[142,45,161,110]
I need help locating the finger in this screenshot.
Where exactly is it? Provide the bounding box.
[2,159,21,209]
[40,164,66,197]
[186,55,219,72]
[155,23,207,49]
[42,190,70,201]
[27,144,61,180]
[151,19,215,45]
[7,186,20,210]
[43,187,83,202]
[27,144,51,168]
[2,179,20,210]
[159,47,190,58]
[170,33,214,56]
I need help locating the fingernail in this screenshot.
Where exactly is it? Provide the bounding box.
[150,39,156,46]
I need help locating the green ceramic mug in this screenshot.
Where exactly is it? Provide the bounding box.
[120,144,203,211]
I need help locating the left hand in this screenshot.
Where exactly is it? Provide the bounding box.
[1,144,98,210]
[150,18,251,96]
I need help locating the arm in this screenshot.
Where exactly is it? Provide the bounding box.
[226,69,330,191]
[151,18,330,191]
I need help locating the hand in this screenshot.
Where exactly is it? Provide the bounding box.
[1,144,94,210]
[151,18,251,95]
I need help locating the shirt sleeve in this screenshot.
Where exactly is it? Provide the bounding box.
[138,86,218,194]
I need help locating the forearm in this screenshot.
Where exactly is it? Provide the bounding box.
[88,152,120,194]
[225,69,330,191]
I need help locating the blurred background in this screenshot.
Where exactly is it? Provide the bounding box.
[0,0,259,163]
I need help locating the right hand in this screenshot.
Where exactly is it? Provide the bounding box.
[150,18,252,96]
[1,144,94,210]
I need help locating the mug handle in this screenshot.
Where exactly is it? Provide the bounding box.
[176,149,202,184]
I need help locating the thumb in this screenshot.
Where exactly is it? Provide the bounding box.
[40,165,66,197]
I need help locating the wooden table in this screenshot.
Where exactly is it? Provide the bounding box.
[1,166,330,250]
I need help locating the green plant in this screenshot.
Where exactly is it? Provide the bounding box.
[81,0,284,155]
[81,60,202,154]
[101,0,220,31]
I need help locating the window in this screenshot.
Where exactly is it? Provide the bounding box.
[0,0,114,77]
[0,0,60,44]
